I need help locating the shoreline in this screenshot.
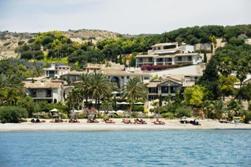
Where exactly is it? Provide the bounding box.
[0,119,251,132]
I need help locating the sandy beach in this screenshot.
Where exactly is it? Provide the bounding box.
[0,119,251,132]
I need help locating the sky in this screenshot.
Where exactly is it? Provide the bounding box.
[0,0,250,34]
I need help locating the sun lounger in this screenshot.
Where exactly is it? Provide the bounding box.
[134,118,147,124]
[31,118,45,123]
[190,119,200,125]
[122,119,132,124]
[104,119,115,124]
[153,120,165,125]
[69,119,80,123]
[87,119,99,123]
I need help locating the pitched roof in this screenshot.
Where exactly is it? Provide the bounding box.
[23,80,63,89]
[147,76,183,87]
[102,69,150,77]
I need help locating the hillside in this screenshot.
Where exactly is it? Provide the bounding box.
[1,24,251,61]
[0,29,121,60]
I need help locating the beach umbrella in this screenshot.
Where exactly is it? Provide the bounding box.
[50,108,58,112]
[50,108,59,118]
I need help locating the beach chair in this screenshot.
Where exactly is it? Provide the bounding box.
[122,118,132,124]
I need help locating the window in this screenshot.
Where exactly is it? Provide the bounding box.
[188,56,192,61]
[31,89,36,97]
[46,89,52,97]
[177,57,182,61]
[149,88,158,93]
[148,58,153,62]
[144,77,150,80]
[167,58,172,62]
[170,86,178,93]
[157,58,163,62]
[163,45,176,49]
[161,86,169,93]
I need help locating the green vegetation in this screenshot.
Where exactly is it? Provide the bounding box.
[16,25,251,67]
[1,25,251,122]
[153,102,192,119]
[184,85,206,108]
[0,106,28,123]
[0,59,43,105]
[199,39,251,100]
[123,77,147,112]
[68,73,114,110]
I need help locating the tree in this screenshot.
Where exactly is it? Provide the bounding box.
[89,73,113,110]
[0,106,28,123]
[17,96,36,117]
[203,100,224,119]
[66,88,83,110]
[123,77,147,112]
[77,73,92,103]
[184,85,206,107]
[198,58,220,99]
[75,73,114,109]
[235,57,251,87]
[218,75,238,100]
[237,83,251,102]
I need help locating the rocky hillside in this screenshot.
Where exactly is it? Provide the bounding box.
[0,31,34,59]
[0,29,121,60]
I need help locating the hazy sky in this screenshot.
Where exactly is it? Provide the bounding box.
[0,0,250,34]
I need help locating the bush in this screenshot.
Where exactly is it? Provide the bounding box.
[158,102,191,118]
[0,106,28,123]
[161,112,175,119]
[132,105,144,112]
[175,106,192,118]
[78,112,87,119]
[244,112,251,124]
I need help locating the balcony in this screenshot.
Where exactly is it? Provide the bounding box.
[148,49,178,55]
[32,96,53,100]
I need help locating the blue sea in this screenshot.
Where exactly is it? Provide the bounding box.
[0,130,251,167]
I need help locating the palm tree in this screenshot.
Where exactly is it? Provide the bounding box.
[77,73,92,103]
[66,87,83,111]
[123,77,147,113]
[89,73,113,110]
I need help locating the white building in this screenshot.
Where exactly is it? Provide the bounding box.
[44,63,71,78]
[136,42,202,67]
[23,79,64,103]
[149,64,206,87]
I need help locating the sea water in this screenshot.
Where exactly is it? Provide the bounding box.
[0,130,251,167]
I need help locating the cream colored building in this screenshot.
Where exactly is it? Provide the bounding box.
[136,42,202,67]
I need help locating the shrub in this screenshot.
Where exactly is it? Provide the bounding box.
[132,105,144,112]
[244,112,251,124]
[161,112,175,119]
[175,106,192,118]
[0,106,28,123]
[78,112,87,119]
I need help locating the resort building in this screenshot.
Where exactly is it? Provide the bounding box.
[44,63,71,78]
[60,71,86,84]
[147,76,183,100]
[23,79,64,103]
[136,42,202,68]
[150,64,205,84]
[194,43,212,52]
[83,63,102,73]
[103,68,151,90]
